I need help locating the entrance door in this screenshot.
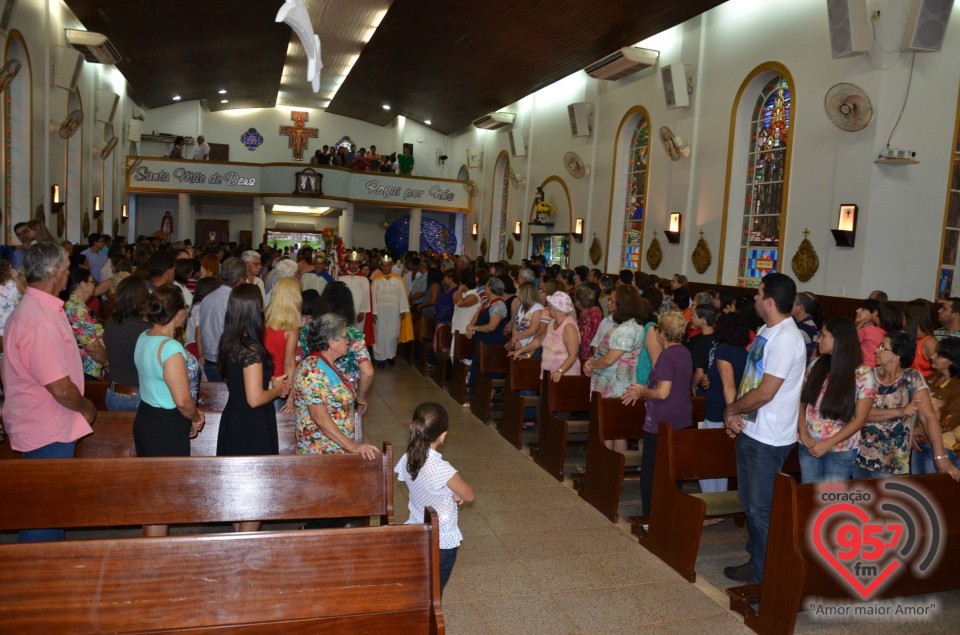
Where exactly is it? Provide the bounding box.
[196,219,229,248]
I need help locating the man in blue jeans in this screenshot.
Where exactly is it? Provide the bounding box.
[3,243,98,542]
[722,273,806,584]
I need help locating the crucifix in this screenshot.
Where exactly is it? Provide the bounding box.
[279,111,318,161]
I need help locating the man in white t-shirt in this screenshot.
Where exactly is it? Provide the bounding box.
[722,273,806,585]
[193,135,210,161]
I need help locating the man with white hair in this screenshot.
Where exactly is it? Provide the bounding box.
[3,242,97,541]
[371,254,409,367]
[241,250,266,301]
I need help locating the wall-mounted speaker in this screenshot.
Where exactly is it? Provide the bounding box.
[902,0,953,52]
[826,0,870,58]
[662,64,694,109]
[509,128,528,157]
[567,102,593,138]
[54,46,84,91]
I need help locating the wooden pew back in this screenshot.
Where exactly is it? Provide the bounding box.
[0,510,444,634]
[499,357,542,449]
[450,333,473,403]
[579,395,645,522]
[0,446,393,531]
[534,373,592,481]
[471,342,509,422]
[432,323,452,387]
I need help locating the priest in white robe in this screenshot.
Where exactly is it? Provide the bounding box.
[339,250,374,345]
[371,255,409,366]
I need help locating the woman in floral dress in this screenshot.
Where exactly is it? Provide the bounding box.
[62,267,107,381]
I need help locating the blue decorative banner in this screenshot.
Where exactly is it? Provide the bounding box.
[385,216,458,256]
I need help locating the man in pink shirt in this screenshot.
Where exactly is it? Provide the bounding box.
[3,242,97,542]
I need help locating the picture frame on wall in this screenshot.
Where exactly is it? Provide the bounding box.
[293,168,324,196]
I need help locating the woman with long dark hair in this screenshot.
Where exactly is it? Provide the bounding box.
[797,317,875,483]
[216,284,289,460]
[103,276,151,411]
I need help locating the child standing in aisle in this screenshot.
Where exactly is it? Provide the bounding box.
[395,402,474,593]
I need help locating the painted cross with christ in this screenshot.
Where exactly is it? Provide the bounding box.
[279,111,318,161]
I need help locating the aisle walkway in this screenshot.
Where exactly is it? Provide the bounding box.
[368,361,960,634]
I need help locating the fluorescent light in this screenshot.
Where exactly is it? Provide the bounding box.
[218,89,227,94]
[272,205,332,215]
[172,95,181,101]
[371,9,388,28]
[424,119,431,125]
[220,99,229,104]
[382,104,391,110]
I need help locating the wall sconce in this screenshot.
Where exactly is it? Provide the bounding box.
[831,203,857,247]
[471,223,478,240]
[121,204,129,222]
[665,212,682,244]
[93,196,103,218]
[573,217,584,243]
[50,184,65,215]
[512,220,522,241]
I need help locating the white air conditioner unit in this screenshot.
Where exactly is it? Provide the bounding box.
[66,29,121,65]
[472,112,515,130]
[584,47,659,81]
[127,119,142,142]
[96,89,119,123]
[53,46,84,91]
[132,106,146,121]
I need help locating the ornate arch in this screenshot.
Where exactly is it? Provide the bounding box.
[524,174,574,262]
[605,106,651,272]
[488,150,509,260]
[717,61,796,286]
[65,90,83,240]
[3,29,33,243]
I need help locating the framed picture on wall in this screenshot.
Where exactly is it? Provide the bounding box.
[294,168,324,195]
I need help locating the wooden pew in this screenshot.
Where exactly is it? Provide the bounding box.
[533,373,592,481]
[499,357,542,449]
[0,509,444,633]
[578,395,645,522]
[450,332,473,404]
[82,381,227,412]
[69,411,299,458]
[0,445,394,532]
[432,323,452,387]
[470,342,508,423]
[84,379,109,411]
[417,315,436,375]
[728,473,960,635]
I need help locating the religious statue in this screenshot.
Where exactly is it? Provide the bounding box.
[160,211,174,240]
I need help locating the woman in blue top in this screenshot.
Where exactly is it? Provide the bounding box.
[133,284,204,461]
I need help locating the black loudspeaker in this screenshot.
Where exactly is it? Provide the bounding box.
[827,0,869,58]
[902,0,954,52]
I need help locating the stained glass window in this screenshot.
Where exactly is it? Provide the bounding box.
[737,76,791,288]
[497,166,509,260]
[938,126,960,299]
[621,116,650,269]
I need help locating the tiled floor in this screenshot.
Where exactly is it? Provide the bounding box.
[367,360,960,634]
[4,359,958,633]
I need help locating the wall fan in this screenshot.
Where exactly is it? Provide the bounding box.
[126,156,144,173]
[824,82,873,132]
[563,151,590,178]
[0,59,22,93]
[508,167,526,189]
[56,110,83,139]
[463,179,479,196]
[98,136,119,160]
[659,126,690,161]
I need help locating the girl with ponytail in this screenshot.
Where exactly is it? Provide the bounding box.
[395,402,474,593]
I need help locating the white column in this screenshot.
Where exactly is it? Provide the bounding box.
[408,207,422,253]
[177,193,192,243]
[339,203,355,249]
[126,195,136,243]
[252,197,266,248]
[454,212,465,255]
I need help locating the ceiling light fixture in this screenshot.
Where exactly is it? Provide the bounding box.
[172,95,181,101]
[220,99,229,104]
[218,89,227,94]
[424,119,432,125]
[272,205,332,215]
[382,104,391,110]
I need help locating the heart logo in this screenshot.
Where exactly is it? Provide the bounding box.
[811,503,904,600]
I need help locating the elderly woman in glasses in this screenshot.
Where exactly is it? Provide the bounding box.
[62,267,108,381]
[856,331,960,481]
[509,291,581,383]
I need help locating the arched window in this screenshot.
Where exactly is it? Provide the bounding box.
[101,123,115,234]
[937,101,960,299]
[3,31,32,243]
[736,75,791,287]
[621,115,650,269]
[490,152,509,260]
[66,91,82,241]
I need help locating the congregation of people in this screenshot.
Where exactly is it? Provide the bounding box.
[4,223,960,593]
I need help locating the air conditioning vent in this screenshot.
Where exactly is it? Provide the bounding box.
[66,29,121,65]
[584,47,659,81]
[472,112,515,130]
[275,221,316,231]
[132,106,146,121]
